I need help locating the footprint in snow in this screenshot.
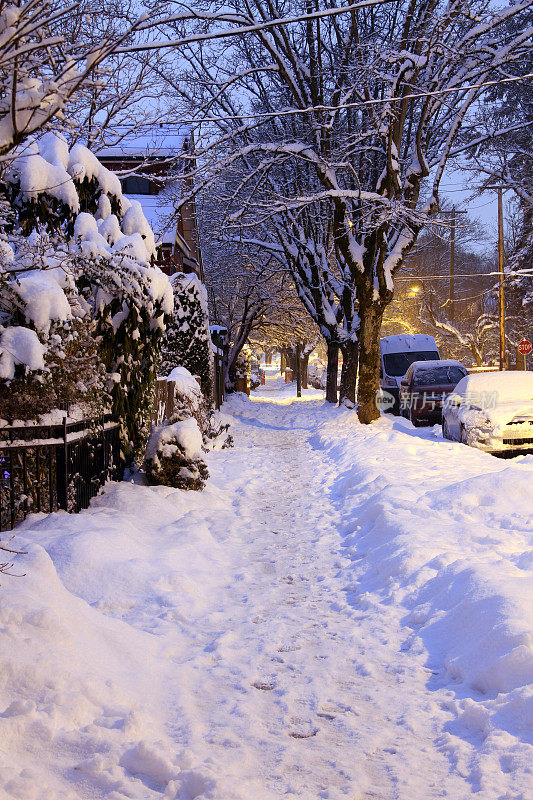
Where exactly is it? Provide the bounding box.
[288,719,319,739]
[277,643,301,653]
[251,679,276,691]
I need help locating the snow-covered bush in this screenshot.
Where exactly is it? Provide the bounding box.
[145,366,232,490]
[229,345,251,391]
[160,272,213,401]
[145,416,209,490]
[166,366,233,450]
[0,133,173,460]
[166,366,210,432]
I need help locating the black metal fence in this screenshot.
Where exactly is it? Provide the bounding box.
[0,415,122,531]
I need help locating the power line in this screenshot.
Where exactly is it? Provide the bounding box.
[119,0,396,53]
[165,73,533,127]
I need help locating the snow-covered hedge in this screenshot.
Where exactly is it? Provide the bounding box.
[145,369,209,489]
[0,133,173,459]
[145,416,209,490]
[160,272,213,401]
[144,366,233,489]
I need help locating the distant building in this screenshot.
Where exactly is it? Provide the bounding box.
[97,125,203,279]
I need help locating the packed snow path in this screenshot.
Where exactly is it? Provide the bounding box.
[2,375,532,799]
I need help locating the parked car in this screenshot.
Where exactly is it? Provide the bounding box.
[442,371,533,455]
[380,334,440,413]
[399,360,468,426]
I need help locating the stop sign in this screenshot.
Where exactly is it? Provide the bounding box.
[518,339,532,355]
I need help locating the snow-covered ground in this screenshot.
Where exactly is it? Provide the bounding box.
[1,369,532,799]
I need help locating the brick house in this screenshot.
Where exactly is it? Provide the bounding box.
[97,124,203,279]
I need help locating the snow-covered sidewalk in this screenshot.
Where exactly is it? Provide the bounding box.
[1,375,532,799]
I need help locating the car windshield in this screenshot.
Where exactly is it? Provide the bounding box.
[414,366,466,386]
[383,351,440,377]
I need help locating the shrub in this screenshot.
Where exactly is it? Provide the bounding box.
[160,273,213,401]
[144,417,209,490]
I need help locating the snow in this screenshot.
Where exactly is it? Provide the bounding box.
[0,325,44,379]
[380,333,439,353]
[170,271,210,319]
[412,358,465,373]
[125,193,177,246]
[7,140,80,212]
[13,269,72,333]
[454,370,533,405]
[2,369,532,799]
[95,125,190,159]
[145,416,203,463]
[122,200,157,257]
[68,143,122,199]
[166,365,202,399]
[447,372,533,444]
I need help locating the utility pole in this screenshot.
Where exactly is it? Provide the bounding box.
[497,188,506,370]
[485,185,508,369]
[444,206,466,323]
[450,206,455,323]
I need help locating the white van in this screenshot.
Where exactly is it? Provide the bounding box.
[380,334,440,412]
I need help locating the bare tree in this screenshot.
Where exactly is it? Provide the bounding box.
[145,0,532,421]
[0,0,144,159]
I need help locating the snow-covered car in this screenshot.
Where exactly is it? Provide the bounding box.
[380,334,440,413]
[399,360,467,426]
[442,371,533,454]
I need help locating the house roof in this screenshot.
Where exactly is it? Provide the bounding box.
[96,124,190,160]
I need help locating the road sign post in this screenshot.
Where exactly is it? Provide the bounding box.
[517,340,532,370]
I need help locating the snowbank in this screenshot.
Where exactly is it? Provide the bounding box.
[312,409,533,744]
[1,481,229,799]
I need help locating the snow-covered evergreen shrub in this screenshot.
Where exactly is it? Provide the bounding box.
[228,345,251,391]
[144,366,232,490]
[166,366,233,450]
[144,367,208,490]
[160,273,213,401]
[166,366,211,434]
[144,417,209,490]
[0,133,173,460]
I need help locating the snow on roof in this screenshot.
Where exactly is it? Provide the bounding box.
[125,194,176,245]
[380,334,438,353]
[412,359,465,371]
[96,125,190,160]
[455,370,533,404]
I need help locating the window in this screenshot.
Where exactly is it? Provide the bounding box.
[383,351,440,377]
[414,365,467,386]
[121,176,152,195]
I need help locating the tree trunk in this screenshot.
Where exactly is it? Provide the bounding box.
[301,354,309,389]
[357,304,384,423]
[339,340,358,408]
[281,349,287,373]
[289,350,297,378]
[296,342,302,396]
[325,341,338,404]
